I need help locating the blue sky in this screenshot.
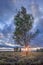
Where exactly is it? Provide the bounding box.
[0,0,43,48]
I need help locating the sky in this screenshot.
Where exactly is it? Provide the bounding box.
[0,0,43,48]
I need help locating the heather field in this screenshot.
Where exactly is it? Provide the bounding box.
[0,51,43,65]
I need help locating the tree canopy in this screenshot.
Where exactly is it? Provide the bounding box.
[13,7,39,46]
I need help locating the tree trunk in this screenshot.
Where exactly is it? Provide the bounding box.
[25,45,28,56]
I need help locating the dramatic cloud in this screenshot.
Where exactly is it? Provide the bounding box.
[0,0,43,48]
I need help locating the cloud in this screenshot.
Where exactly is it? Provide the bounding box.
[5,42,21,47]
[5,15,14,26]
[5,42,14,47]
[0,47,14,51]
[0,23,5,30]
[40,7,43,13]
[0,33,4,38]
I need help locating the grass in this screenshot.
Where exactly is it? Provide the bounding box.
[0,51,43,65]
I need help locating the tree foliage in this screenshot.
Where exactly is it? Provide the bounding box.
[13,7,38,46]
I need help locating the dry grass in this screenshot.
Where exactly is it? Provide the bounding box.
[0,51,43,57]
[0,51,43,65]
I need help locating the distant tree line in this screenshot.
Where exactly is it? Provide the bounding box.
[37,48,43,52]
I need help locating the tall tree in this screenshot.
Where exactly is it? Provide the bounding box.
[13,7,39,47]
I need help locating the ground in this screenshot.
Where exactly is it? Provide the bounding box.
[0,51,43,65]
